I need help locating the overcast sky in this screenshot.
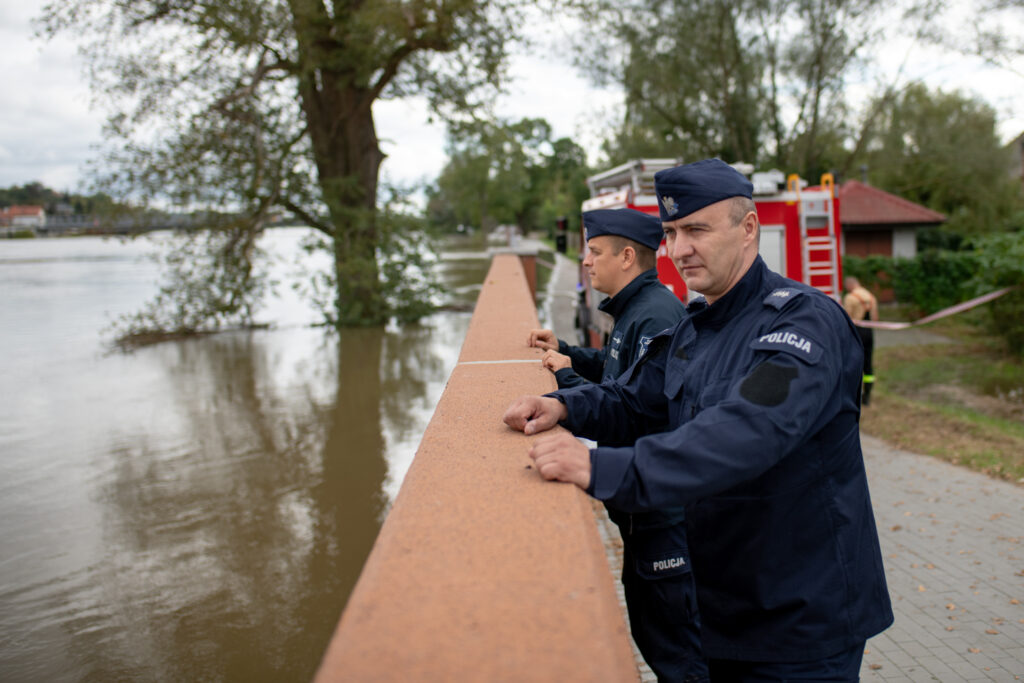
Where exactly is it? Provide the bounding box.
[2,1,1021,194]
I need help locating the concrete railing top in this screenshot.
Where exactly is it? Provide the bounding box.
[314,253,637,681]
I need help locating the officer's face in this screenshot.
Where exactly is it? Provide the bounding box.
[582,235,624,296]
[662,198,758,304]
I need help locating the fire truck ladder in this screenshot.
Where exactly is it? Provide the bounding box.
[788,173,840,298]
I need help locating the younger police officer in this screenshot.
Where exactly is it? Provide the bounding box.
[528,208,684,389]
[527,209,705,681]
[504,159,893,680]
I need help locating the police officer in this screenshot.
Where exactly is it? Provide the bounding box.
[528,209,705,681]
[528,208,684,389]
[504,158,893,680]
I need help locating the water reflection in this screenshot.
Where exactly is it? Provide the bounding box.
[0,231,479,682]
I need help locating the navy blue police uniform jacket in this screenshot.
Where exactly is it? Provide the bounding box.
[555,269,684,390]
[551,256,894,662]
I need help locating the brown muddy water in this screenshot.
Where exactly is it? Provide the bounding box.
[0,229,497,682]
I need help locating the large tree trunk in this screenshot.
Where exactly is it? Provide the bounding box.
[318,93,386,325]
[291,1,388,326]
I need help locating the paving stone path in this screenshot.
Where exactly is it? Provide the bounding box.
[859,434,1024,681]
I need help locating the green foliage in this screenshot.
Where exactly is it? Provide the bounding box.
[112,226,270,344]
[40,0,533,331]
[299,194,443,328]
[427,117,591,235]
[967,232,1024,355]
[0,181,119,216]
[841,254,893,292]
[861,83,1020,236]
[0,182,63,208]
[890,251,980,314]
[846,233,1024,355]
[844,251,979,314]
[575,0,887,176]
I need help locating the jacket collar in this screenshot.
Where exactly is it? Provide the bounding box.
[687,256,768,327]
[598,269,660,319]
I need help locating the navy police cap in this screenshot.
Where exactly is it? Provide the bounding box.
[582,208,664,251]
[654,158,754,222]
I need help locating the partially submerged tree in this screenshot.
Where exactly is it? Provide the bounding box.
[39,0,532,330]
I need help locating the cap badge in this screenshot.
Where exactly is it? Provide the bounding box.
[661,195,678,216]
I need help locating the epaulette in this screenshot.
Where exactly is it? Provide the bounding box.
[763,287,803,310]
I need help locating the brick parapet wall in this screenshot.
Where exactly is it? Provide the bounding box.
[314,253,637,682]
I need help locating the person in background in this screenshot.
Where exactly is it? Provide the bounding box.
[843,275,880,405]
[505,158,892,681]
[528,208,684,390]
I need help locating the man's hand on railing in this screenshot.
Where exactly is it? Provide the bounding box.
[528,432,591,490]
[527,328,559,351]
[541,350,572,373]
[502,395,567,435]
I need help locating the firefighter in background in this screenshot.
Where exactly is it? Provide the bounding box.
[505,158,892,680]
[528,208,684,389]
[843,276,879,405]
[527,208,705,681]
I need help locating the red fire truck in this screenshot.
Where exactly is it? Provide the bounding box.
[576,159,842,348]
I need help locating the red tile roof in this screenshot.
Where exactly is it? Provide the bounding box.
[838,180,945,226]
[1,205,45,217]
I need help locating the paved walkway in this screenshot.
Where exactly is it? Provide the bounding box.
[535,248,1024,681]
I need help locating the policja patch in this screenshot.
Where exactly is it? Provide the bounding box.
[749,329,823,364]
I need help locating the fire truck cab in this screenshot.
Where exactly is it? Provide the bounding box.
[576,159,842,348]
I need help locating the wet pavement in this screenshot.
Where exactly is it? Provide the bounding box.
[536,245,1023,681]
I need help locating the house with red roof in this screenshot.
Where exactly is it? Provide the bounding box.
[0,205,47,235]
[837,180,945,258]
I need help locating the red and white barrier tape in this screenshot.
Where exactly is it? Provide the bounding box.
[854,287,1016,330]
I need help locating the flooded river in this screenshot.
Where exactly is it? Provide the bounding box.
[0,228,494,681]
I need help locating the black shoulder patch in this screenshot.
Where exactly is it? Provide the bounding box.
[763,287,803,310]
[740,361,799,406]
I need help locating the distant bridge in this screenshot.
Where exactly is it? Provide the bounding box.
[38,213,208,236]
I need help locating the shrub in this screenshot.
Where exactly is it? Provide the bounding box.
[967,232,1024,356]
[843,251,978,315]
[889,250,979,314]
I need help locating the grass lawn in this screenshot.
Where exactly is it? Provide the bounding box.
[860,309,1024,485]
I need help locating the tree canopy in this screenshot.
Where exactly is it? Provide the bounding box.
[862,83,1020,235]
[39,0,536,330]
[426,117,591,237]
[573,0,893,179]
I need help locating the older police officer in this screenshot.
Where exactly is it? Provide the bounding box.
[504,159,893,680]
[528,208,684,389]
